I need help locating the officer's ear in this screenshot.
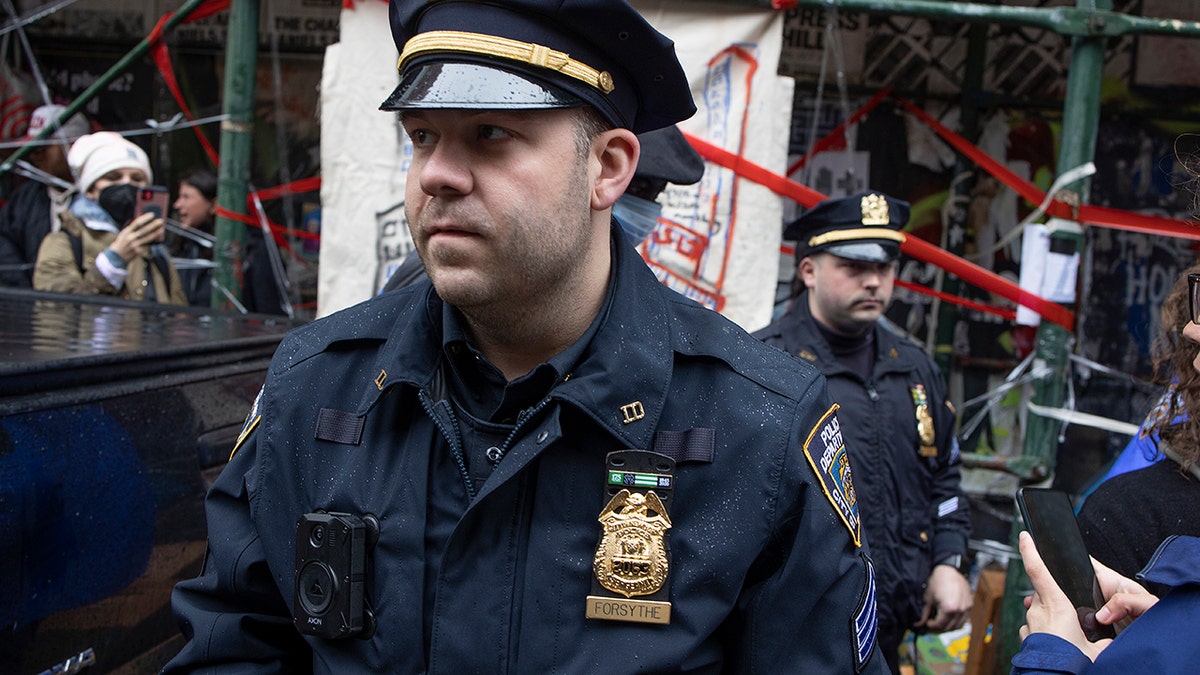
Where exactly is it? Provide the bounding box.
[798,255,820,290]
[590,127,638,211]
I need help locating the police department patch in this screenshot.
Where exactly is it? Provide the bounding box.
[230,386,263,460]
[852,553,878,672]
[802,404,861,547]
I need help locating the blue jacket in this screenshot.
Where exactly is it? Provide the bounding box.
[1011,535,1200,675]
[754,295,971,634]
[165,229,888,673]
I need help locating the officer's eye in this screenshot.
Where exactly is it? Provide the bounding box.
[478,125,512,141]
[406,128,435,147]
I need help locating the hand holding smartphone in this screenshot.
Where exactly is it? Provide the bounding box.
[1016,487,1115,641]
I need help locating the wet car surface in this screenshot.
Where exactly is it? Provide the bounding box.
[0,288,297,674]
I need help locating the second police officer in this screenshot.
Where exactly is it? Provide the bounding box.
[755,192,973,673]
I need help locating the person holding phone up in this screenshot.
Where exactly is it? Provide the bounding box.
[1012,530,1200,674]
[32,131,186,304]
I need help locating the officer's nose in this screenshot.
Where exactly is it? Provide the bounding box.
[418,142,473,197]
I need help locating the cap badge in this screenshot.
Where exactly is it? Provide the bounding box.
[860,193,890,226]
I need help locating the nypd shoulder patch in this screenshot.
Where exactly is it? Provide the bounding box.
[230,386,264,461]
[802,404,861,547]
[852,553,879,672]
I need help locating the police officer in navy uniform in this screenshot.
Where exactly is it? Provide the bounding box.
[164,1,888,672]
[754,192,973,673]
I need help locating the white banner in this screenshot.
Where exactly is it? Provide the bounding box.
[318,0,413,316]
[633,1,792,331]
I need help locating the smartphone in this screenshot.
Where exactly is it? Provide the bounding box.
[1016,487,1115,640]
[135,185,169,219]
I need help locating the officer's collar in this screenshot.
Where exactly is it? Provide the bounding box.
[539,222,673,451]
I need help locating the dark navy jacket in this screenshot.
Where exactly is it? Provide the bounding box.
[165,230,889,673]
[754,294,971,633]
[1011,535,1200,674]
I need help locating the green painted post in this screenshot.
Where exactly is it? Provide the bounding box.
[211,0,260,310]
[996,1,1109,669]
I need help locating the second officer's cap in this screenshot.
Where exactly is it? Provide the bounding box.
[380,0,696,134]
[784,191,910,264]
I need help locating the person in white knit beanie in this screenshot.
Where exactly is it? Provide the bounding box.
[68,131,153,194]
[32,132,185,304]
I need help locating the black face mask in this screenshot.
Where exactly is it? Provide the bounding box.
[98,183,138,227]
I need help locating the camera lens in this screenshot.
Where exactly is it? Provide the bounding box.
[309,524,326,548]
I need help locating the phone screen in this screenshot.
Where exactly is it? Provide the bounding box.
[1016,487,1114,640]
[135,186,169,219]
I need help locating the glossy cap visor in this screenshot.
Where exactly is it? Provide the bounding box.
[823,242,900,264]
[380,62,584,111]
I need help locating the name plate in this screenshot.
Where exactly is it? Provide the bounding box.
[585,596,671,624]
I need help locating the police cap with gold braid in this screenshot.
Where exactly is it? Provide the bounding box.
[380,0,696,134]
[784,191,910,264]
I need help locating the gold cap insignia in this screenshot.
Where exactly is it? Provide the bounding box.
[861,193,891,226]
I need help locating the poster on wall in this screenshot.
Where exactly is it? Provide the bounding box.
[776,6,866,83]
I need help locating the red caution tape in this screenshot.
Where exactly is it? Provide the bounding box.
[252,176,321,202]
[683,131,826,208]
[893,279,1017,321]
[900,235,1073,330]
[147,0,230,168]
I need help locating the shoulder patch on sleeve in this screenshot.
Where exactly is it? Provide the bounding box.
[852,553,878,672]
[230,386,263,461]
[802,404,861,547]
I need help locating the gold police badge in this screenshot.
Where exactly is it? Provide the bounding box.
[587,487,673,624]
[593,490,671,598]
[911,384,937,456]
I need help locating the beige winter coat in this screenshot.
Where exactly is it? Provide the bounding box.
[33,211,187,304]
